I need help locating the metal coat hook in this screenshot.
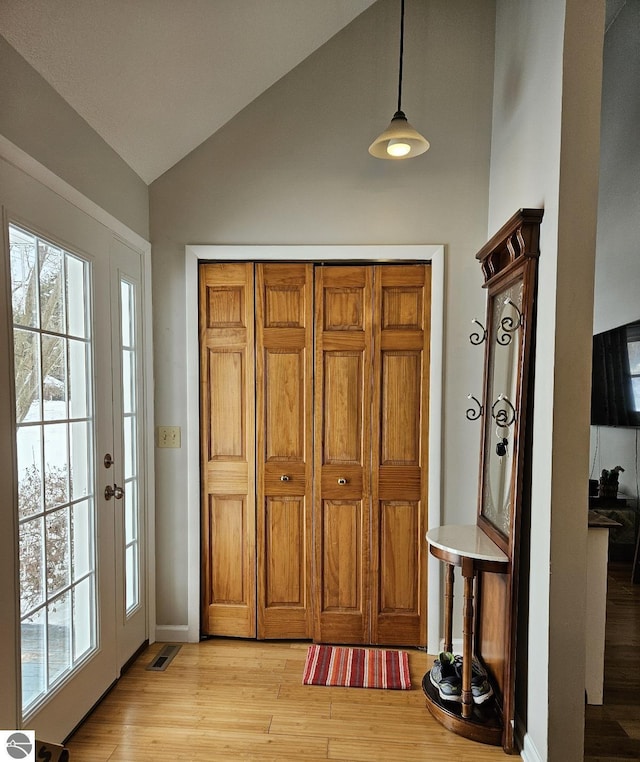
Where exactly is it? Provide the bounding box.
[466,394,484,421]
[497,298,524,346]
[469,319,487,346]
[491,394,517,427]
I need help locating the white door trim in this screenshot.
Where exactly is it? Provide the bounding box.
[184,245,444,649]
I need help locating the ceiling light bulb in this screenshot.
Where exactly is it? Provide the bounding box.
[387,139,411,157]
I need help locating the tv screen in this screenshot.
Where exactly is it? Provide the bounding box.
[591,319,640,427]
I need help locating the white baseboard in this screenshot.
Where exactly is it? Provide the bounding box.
[519,730,544,762]
[154,625,197,643]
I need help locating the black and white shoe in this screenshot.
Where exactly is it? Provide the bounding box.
[431,652,494,705]
[429,652,462,703]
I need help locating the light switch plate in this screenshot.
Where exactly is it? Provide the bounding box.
[157,425,181,448]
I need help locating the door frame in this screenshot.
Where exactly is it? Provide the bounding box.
[185,245,444,652]
[0,135,155,735]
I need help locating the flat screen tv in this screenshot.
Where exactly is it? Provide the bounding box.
[591,319,640,427]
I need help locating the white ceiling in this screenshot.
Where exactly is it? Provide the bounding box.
[0,0,377,183]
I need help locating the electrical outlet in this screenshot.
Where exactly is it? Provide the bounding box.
[157,425,181,448]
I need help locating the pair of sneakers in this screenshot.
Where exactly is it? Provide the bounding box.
[429,651,493,705]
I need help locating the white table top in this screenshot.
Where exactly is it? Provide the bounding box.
[426,524,508,563]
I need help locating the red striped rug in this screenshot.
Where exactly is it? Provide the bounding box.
[302,645,411,690]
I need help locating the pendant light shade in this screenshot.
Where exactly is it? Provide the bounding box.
[368,110,430,159]
[369,0,429,160]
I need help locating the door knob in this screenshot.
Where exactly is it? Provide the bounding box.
[337,478,347,485]
[280,475,290,482]
[105,483,125,500]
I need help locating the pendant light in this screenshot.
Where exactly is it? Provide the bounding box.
[368,0,430,160]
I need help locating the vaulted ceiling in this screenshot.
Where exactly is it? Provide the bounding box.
[0,0,377,183]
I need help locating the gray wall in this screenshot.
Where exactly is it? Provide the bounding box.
[0,36,149,239]
[590,1,640,505]
[150,0,496,627]
[489,0,604,759]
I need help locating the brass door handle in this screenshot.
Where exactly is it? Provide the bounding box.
[105,483,124,500]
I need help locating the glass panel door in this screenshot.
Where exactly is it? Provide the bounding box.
[10,225,99,716]
[8,221,147,739]
[121,279,140,615]
[110,239,147,666]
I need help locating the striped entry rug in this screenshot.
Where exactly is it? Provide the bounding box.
[302,644,411,690]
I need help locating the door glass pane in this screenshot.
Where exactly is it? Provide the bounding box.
[10,227,39,329]
[122,349,134,414]
[70,421,92,501]
[21,608,46,709]
[66,254,89,339]
[39,240,64,334]
[10,224,97,718]
[71,500,93,581]
[46,508,70,597]
[121,280,140,615]
[14,328,42,423]
[19,518,44,614]
[68,338,90,419]
[16,426,43,520]
[42,335,67,420]
[73,576,94,660]
[124,416,135,480]
[43,424,69,509]
[48,590,71,685]
[125,544,138,615]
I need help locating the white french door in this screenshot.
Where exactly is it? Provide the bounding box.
[9,221,147,741]
[109,238,147,667]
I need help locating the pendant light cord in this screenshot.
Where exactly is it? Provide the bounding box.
[397,0,405,114]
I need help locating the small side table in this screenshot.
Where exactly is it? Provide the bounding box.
[424,525,509,744]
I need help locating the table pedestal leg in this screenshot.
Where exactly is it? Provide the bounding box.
[443,563,454,654]
[461,559,475,719]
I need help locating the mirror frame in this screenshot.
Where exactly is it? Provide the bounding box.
[476,209,543,558]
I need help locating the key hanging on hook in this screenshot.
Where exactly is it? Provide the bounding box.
[496,437,509,461]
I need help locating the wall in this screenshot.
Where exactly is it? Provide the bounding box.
[0,36,149,240]
[590,1,640,514]
[489,1,604,760]
[149,0,496,630]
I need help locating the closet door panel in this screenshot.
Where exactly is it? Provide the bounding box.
[371,265,429,646]
[200,263,256,637]
[322,500,362,610]
[256,264,313,639]
[264,497,304,605]
[314,266,372,644]
[378,501,419,611]
[207,496,249,603]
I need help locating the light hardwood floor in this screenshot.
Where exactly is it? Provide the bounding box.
[584,562,640,762]
[65,640,507,761]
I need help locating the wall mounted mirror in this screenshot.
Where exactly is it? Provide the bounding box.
[476,208,543,555]
[481,279,524,538]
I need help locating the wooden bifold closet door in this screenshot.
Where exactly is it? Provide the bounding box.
[200,262,430,646]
